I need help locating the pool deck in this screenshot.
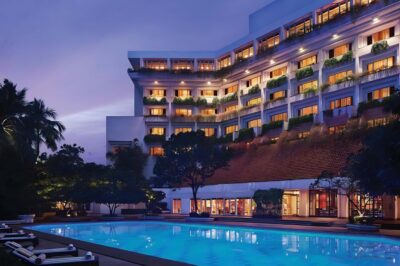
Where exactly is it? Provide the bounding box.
[12,217,400,266]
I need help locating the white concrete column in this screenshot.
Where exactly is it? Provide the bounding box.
[318,50,324,123]
[194,59,199,72]
[140,58,144,68]
[312,10,318,26]
[279,26,286,41]
[354,36,361,108]
[167,58,171,70]
[230,51,236,65]
[253,39,259,57]
[287,62,294,119]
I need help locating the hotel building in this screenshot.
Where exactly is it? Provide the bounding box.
[105,0,400,219]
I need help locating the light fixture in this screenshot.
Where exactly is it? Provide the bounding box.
[207,81,211,85]
[372,17,380,24]
[270,60,275,64]
[332,34,339,40]
[223,78,228,82]
[245,69,250,74]
[299,47,305,53]
[154,81,159,84]
[180,81,185,85]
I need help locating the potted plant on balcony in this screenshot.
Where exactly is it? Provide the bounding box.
[371,41,389,55]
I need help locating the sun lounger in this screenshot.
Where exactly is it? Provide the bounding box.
[4,242,79,258]
[0,233,38,246]
[0,223,12,233]
[0,230,26,238]
[0,219,27,225]
[12,249,99,266]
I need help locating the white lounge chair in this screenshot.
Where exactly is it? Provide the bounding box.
[0,233,38,246]
[0,223,12,233]
[4,241,79,257]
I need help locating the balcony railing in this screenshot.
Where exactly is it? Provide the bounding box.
[360,66,400,84]
[239,105,262,116]
[265,98,288,109]
[216,111,239,122]
[170,115,196,122]
[144,115,169,123]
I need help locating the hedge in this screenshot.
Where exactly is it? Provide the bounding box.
[261,121,283,134]
[288,114,314,130]
[236,128,255,142]
[323,51,353,68]
[295,67,314,80]
[267,76,287,89]
[143,97,167,105]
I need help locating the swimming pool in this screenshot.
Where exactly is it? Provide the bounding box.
[27,221,400,266]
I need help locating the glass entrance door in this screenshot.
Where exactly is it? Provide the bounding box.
[283,191,299,216]
[309,189,338,217]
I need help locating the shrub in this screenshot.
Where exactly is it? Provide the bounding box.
[295,67,314,80]
[195,97,208,106]
[189,212,210,217]
[302,87,318,96]
[320,83,330,92]
[220,92,238,104]
[371,41,389,54]
[216,133,233,144]
[261,121,283,134]
[267,76,287,89]
[173,97,195,105]
[253,189,284,217]
[143,97,167,105]
[144,134,165,143]
[323,51,353,68]
[247,84,261,95]
[352,215,374,225]
[236,128,255,142]
[288,114,314,130]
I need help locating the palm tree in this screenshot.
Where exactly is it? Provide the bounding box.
[24,99,65,159]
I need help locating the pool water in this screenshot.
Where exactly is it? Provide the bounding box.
[27,221,400,266]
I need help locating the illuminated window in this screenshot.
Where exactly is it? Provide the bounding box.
[361,0,376,6]
[259,34,280,49]
[174,128,192,134]
[171,60,193,71]
[270,67,287,79]
[317,1,350,24]
[149,89,166,97]
[201,128,215,137]
[224,85,238,95]
[328,70,353,85]
[200,90,217,97]
[298,55,317,69]
[367,87,393,101]
[149,108,166,116]
[200,108,217,116]
[298,105,318,116]
[367,27,395,45]
[247,119,261,129]
[247,97,262,107]
[270,90,286,101]
[246,76,261,88]
[225,125,238,134]
[144,59,167,70]
[175,109,192,116]
[225,105,238,112]
[218,56,231,69]
[287,19,312,38]
[149,127,165,135]
[198,59,214,71]
[271,113,287,122]
[235,45,254,60]
[330,96,353,109]
[175,89,191,97]
[367,57,394,73]
[367,118,389,128]
[150,147,164,156]
[329,43,351,58]
[328,125,345,135]
[298,131,310,139]
[298,80,318,94]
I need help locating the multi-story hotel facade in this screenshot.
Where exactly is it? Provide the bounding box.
[105,0,400,219]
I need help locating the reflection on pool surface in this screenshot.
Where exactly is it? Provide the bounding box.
[27,221,400,266]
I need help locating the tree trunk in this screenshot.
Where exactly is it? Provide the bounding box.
[192,186,199,213]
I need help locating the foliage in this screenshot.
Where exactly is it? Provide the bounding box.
[195,97,219,107]
[267,76,287,89]
[173,97,195,105]
[288,114,314,130]
[357,97,392,114]
[153,130,231,212]
[144,190,166,213]
[253,189,284,217]
[220,92,238,104]
[143,97,167,105]
[216,133,233,144]
[371,41,389,55]
[236,128,255,142]
[323,51,353,68]
[320,83,330,92]
[246,85,261,95]
[301,87,318,96]
[295,67,314,80]
[334,74,355,85]
[144,134,165,144]
[261,121,283,134]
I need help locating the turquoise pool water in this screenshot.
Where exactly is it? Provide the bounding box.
[27,221,400,265]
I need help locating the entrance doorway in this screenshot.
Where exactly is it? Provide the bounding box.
[282,191,299,216]
[172,199,181,214]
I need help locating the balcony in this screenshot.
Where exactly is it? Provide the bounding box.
[196,115,217,123]
[360,66,400,84]
[144,115,169,123]
[239,105,262,117]
[265,97,288,109]
[170,115,196,123]
[291,89,318,102]
[216,111,239,122]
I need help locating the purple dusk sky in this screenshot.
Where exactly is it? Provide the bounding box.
[0,0,271,163]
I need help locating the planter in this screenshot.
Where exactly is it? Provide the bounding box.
[100,216,125,221]
[346,223,380,232]
[185,217,215,222]
[18,214,35,223]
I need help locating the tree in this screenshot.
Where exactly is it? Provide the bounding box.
[153,131,231,213]
[253,189,284,217]
[144,190,165,213]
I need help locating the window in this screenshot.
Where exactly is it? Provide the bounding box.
[367,118,389,128]
[328,125,345,135]
[328,70,353,85]
[367,87,393,101]
[149,89,166,97]
[330,96,353,109]
[287,19,312,38]
[224,85,238,95]
[175,108,192,116]
[270,67,287,79]
[317,1,350,24]
[247,97,262,107]
[367,57,394,73]
[270,90,286,101]
[235,45,254,59]
[172,199,182,214]
[149,127,165,135]
[225,105,238,112]
[361,0,376,6]
[259,34,280,50]
[198,59,214,71]
[201,90,218,97]
[309,189,338,217]
[298,80,318,94]
[367,27,395,45]
[298,55,317,69]
[225,125,238,134]
[218,56,231,69]
[175,89,191,97]
[144,59,167,70]
[246,76,261,88]
[329,43,351,58]
[150,147,164,156]
[298,105,318,116]
[149,108,166,116]
[298,131,310,139]
[174,128,192,134]
[201,128,215,137]
[271,112,288,122]
[171,60,193,70]
[200,108,217,116]
[247,119,261,128]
